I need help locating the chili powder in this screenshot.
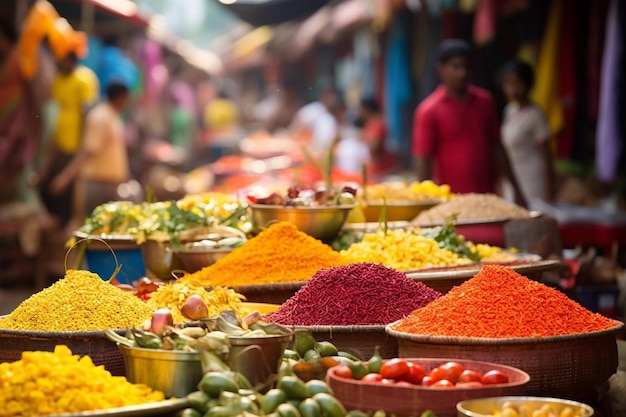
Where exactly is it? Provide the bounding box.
[391,265,621,338]
[264,262,441,326]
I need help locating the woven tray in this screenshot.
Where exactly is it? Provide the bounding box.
[327,358,530,417]
[287,325,398,360]
[0,328,126,376]
[234,281,306,304]
[386,323,624,401]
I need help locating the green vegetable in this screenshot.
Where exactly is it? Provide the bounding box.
[303,349,321,362]
[294,332,316,357]
[218,391,241,407]
[299,398,322,417]
[316,341,339,357]
[186,391,213,413]
[277,403,302,417]
[177,408,202,417]
[345,359,369,380]
[277,376,310,400]
[283,349,300,361]
[204,404,242,417]
[418,216,480,261]
[304,380,333,396]
[240,396,260,414]
[420,411,438,417]
[312,393,347,417]
[287,399,302,408]
[261,389,288,414]
[199,372,239,397]
[337,351,360,361]
[346,411,370,417]
[130,329,163,349]
[231,371,253,390]
[366,346,383,374]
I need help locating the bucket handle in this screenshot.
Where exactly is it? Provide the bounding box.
[65,237,121,282]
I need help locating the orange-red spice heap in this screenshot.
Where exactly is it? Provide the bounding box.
[391,264,621,338]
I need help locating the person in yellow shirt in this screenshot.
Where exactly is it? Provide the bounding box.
[39,51,97,229]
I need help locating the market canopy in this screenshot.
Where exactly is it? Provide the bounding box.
[214,0,331,26]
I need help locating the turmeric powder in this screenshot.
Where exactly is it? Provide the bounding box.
[0,345,164,416]
[180,222,350,287]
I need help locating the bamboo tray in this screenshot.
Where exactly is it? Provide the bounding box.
[385,323,624,401]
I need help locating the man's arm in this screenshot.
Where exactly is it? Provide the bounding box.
[415,156,432,181]
[412,104,436,181]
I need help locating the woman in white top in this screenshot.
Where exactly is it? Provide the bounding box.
[501,60,553,208]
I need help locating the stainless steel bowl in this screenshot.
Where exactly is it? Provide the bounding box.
[119,345,202,398]
[457,396,594,417]
[249,204,355,242]
[140,239,184,281]
[174,247,233,273]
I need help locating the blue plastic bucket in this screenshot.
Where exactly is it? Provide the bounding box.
[77,235,146,285]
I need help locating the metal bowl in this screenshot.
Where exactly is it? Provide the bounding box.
[119,345,202,399]
[249,204,356,242]
[174,247,233,273]
[361,200,441,223]
[140,239,184,281]
[457,396,594,417]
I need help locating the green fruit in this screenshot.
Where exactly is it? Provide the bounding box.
[366,346,383,374]
[294,332,316,357]
[315,341,338,357]
[305,380,333,396]
[283,349,301,361]
[312,393,347,417]
[218,391,241,407]
[347,411,371,417]
[287,399,301,408]
[240,396,260,414]
[261,389,288,414]
[186,391,213,413]
[345,360,369,380]
[277,376,311,401]
[177,408,202,417]
[303,349,321,362]
[337,351,360,361]
[233,372,253,390]
[203,404,241,417]
[299,398,322,417]
[199,372,239,397]
[277,403,302,417]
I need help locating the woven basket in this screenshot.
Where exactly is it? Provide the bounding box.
[386,323,624,401]
[234,282,306,304]
[327,358,530,417]
[0,328,126,376]
[288,325,398,360]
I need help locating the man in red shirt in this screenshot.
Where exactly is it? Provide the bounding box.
[412,39,524,203]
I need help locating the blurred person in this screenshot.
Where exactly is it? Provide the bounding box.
[38,51,97,228]
[201,89,241,163]
[501,59,553,207]
[335,124,371,175]
[167,81,197,149]
[412,39,525,204]
[356,96,396,177]
[291,85,341,152]
[50,82,132,218]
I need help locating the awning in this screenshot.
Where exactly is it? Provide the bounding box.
[49,0,150,31]
[215,0,331,27]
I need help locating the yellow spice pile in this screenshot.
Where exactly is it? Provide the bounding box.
[341,229,471,271]
[146,282,246,323]
[0,270,154,332]
[0,345,164,416]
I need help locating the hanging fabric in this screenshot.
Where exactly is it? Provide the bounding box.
[532,0,563,139]
[473,0,498,45]
[595,0,622,183]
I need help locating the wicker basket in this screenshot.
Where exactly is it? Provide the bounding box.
[327,358,530,417]
[0,328,126,376]
[386,323,624,401]
[234,282,306,304]
[287,325,398,360]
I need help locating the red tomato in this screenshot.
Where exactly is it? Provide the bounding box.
[427,366,447,382]
[481,370,510,385]
[381,378,396,384]
[455,382,484,388]
[432,379,455,388]
[361,373,383,383]
[380,359,410,380]
[421,376,436,386]
[334,365,353,379]
[403,363,426,385]
[440,362,465,382]
[458,369,483,384]
[395,381,415,388]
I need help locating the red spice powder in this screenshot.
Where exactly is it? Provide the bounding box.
[391,264,621,338]
[265,263,441,326]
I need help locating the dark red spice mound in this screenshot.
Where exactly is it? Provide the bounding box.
[265,262,442,326]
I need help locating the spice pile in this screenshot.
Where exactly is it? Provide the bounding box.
[265,263,441,325]
[340,229,471,271]
[180,222,349,287]
[0,345,164,417]
[146,282,245,323]
[390,265,621,338]
[0,270,153,331]
[414,193,531,225]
